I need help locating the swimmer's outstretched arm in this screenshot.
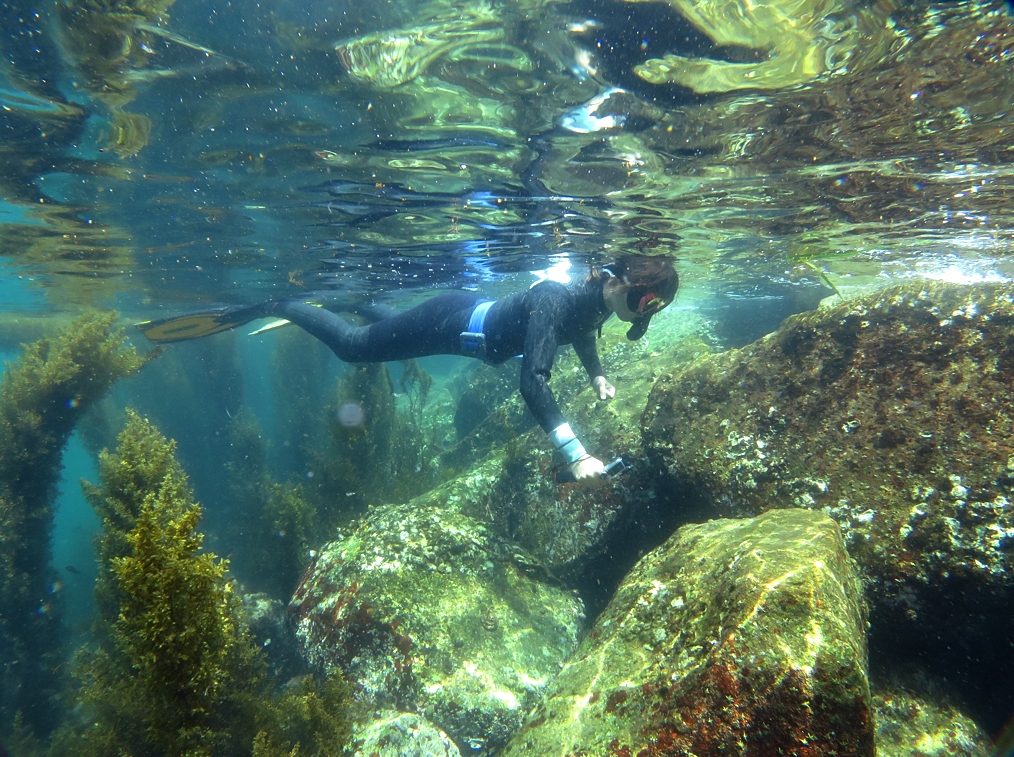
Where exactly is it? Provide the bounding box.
[573,333,615,401]
[520,307,606,487]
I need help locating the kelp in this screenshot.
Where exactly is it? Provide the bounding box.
[0,312,146,737]
[73,410,265,756]
[307,361,437,526]
[223,409,319,600]
[65,411,350,757]
[270,328,331,482]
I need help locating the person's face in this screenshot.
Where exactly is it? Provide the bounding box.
[603,276,670,322]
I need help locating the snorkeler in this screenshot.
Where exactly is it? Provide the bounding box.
[137,255,678,486]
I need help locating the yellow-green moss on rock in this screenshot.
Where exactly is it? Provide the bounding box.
[504,509,871,757]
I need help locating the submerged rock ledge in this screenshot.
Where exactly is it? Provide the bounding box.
[290,501,584,753]
[643,281,1014,723]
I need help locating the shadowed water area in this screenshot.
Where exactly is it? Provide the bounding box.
[1,0,1013,753]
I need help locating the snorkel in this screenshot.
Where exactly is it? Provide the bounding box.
[626,290,669,341]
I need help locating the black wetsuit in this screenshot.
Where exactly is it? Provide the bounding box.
[270,279,612,435]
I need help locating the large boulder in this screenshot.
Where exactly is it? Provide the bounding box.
[289,501,584,753]
[641,282,1014,725]
[503,508,872,757]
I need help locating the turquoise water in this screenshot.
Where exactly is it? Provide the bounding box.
[1,0,1013,753]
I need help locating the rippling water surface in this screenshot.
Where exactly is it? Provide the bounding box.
[2,0,1011,319]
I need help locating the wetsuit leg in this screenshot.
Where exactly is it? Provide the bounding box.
[272,292,481,363]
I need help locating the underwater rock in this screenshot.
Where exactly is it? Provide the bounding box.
[351,711,462,757]
[290,501,584,753]
[486,333,712,579]
[626,0,895,92]
[242,592,306,683]
[503,508,871,756]
[452,361,527,442]
[642,281,1014,723]
[873,688,991,757]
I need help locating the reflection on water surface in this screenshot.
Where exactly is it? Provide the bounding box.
[0,0,1010,313]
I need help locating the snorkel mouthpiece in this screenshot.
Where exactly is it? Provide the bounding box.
[627,317,650,341]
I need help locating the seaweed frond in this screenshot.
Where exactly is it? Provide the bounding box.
[73,412,266,756]
[0,311,146,736]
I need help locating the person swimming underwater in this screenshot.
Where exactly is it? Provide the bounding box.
[137,255,679,486]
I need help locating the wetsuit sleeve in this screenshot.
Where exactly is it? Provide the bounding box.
[518,293,568,434]
[572,332,604,380]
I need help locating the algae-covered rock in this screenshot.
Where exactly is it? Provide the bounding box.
[503,508,871,756]
[290,501,584,753]
[873,689,991,757]
[641,281,1014,721]
[351,711,462,757]
[242,592,305,683]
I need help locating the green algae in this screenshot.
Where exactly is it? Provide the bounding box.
[65,411,351,757]
[0,312,146,737]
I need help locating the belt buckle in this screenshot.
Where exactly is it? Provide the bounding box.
[460,331,486,358]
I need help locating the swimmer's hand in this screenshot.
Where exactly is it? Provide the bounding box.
[569,455,607,487]
[592,376,615,401]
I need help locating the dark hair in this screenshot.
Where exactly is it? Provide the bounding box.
[594,255,679,303]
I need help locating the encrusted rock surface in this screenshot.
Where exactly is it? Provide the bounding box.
[350,711,462,757]
[641,282,1014,723]
[873,688,991,757]
[503,508,871,757]
[289,501,584,754]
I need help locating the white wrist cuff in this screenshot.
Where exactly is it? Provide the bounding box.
[549,423,587,464]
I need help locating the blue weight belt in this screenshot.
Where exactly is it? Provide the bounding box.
[459,300,494,361]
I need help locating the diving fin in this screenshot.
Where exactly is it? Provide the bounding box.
[136,303,267,343]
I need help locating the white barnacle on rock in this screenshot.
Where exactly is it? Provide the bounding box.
[949,474,968,499]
